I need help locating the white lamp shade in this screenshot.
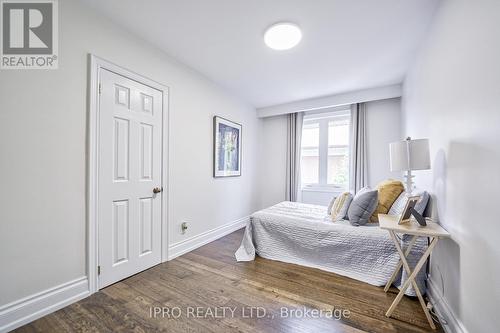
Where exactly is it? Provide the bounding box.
[389,138,430,171]
[389,141,409,171]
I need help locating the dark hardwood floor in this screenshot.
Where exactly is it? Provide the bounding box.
[14,229,442,333]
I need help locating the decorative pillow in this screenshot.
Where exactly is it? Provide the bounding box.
[370,179,404,222]
[388,189,430,216]
[347,187,379,226]
[327,196,336,215]
[327,192,353,221]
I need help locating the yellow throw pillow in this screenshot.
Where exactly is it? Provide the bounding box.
[370,179,404,222]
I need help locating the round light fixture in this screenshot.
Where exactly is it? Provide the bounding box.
[264,22,302,50]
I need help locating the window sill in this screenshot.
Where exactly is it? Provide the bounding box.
[301,187,346,194]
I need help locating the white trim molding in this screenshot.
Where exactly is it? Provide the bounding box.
[257,84,402,118]
[168,217,249,260]
[87,54,170,293]
[427,278,468,333]
[0,277,89,333]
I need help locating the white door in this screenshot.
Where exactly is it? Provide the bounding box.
[98,69,163,288]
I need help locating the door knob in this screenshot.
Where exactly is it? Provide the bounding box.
[153,187,163,194]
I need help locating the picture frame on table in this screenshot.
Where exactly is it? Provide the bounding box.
[398,195,421,224]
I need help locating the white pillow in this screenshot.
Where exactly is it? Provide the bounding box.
[388,189,430,216]
[327,192,353,221]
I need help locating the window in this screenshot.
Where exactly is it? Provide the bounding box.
[300,110,350,190]
[300,122,319,184]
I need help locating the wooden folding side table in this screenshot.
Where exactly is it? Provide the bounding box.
[378,214,450,330]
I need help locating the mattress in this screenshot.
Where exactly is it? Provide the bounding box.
[235,201,427,296]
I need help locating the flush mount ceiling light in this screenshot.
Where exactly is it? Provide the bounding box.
[264,22,302,50]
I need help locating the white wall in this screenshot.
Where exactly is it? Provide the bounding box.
[402,1,500,332]
[0,0,260,307]
[301,190,340,206]
[365,98,403,187]
[258,99,402,206]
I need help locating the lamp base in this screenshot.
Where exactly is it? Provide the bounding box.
[404,170,415,195]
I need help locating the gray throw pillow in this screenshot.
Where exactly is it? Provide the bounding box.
[347,188,379,226]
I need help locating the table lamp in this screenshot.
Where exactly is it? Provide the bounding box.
[389,137,430,194]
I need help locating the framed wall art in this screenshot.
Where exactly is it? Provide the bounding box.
[213,116,242,177]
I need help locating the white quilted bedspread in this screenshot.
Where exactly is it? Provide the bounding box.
[235,201,427,296]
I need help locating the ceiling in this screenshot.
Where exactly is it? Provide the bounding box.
[81,0,440,108]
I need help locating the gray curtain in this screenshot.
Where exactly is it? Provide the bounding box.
[349,103,368,193]
[285,112,304,201]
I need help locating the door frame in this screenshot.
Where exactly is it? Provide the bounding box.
[87,54,170,293]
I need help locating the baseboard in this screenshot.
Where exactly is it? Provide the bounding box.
[168,216,249,260]
[427,278,468,333]
[0,277,90,333]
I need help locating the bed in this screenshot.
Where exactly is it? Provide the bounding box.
[235,201,427,296]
